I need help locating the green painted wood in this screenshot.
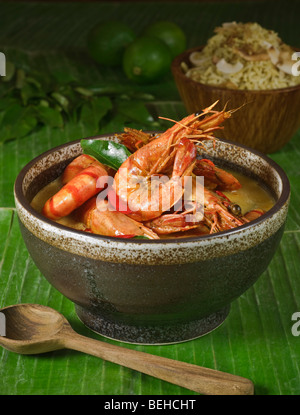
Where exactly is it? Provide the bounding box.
[0,0,300,395]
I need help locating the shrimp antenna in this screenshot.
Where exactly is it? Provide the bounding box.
[158,116,189,129]
[228,101,248,114]
[202,99,220,114]
[193,100,220,120]
[159,100,221,127]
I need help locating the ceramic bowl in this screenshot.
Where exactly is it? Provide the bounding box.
[171,46,300,154]
[14,134,290,344]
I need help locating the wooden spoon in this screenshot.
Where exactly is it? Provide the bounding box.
[0,303,254,395]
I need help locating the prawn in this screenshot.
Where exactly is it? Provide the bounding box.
[117,128,157,153]
[74,197,159,239]
[145,178,244,234]
[201,188,265,232]
[117,106,241,193]
[203,186,245,232]
[144,208,206,235]
[113,102,234,222]
[42,159,108,221]
[145,197,265,235]
[113,136,197,222]
[242,208,265,222]
[61,154,97,184]
[193,159,241,191]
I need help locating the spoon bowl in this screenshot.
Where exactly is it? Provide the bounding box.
[0,303,254,395]
[0,304,69,354]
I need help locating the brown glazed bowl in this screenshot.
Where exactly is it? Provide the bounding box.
[14,134,290,344]
[171,46,300,154]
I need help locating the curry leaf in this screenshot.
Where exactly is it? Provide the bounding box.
[74,86,94,97]
[35,105,64,128]
[51,92,69,111]
[0,104,37,142]
[98,113,128,135]
[15,68,26,89]
[80,96,112,134]
[0,97,19,110]
[21,82,45,105]
[115,99,159,127]
[0,49,163,145]
[2,61,15,83]
[13,109,37,138]
[52,68,78,85]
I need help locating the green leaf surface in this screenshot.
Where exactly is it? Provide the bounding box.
[0,104,37,142]
[2,61,15,82]
[51,91,69,111]
[81,138,131,170]
[115,99,159,127]
[35,105,64,128]
[79,96,112,134]
[20,82,45,105]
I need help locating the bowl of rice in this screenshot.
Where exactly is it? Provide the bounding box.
[171,22,300,153]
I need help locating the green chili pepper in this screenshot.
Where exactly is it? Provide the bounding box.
[80,138,131,170]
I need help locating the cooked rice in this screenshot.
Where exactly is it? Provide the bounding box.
[184,22,300,90]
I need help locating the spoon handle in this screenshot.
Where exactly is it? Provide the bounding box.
[63,332,254,395]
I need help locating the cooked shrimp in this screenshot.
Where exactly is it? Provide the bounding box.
[193,159,241,191]
[202,185,245,232]
[242,208,265,222]
[146,177,245,234]
[74,197,159,239]
[113,102,233,222]
[144,210,202,235]
[42,161,108,220]
[61,154,97,184]
[113,136,197,222]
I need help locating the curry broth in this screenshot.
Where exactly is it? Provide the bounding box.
[31,168,275,238]
[222,171,275,213]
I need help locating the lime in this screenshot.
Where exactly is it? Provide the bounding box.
[143,21,187,58]
[87,21,136,67]
[122,35,172,84]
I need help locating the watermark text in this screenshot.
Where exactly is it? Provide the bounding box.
[0,52,6,76]
[292,52,300,76]
[291,312,300,336]
[95,172,204,223]
[0,312,6,336]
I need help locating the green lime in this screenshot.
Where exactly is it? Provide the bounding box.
[143,20,187,59]
[122,35,172,84]
[87,21,136,67]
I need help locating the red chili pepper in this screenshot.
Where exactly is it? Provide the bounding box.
[215,190,231,202]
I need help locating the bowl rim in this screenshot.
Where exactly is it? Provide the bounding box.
[14,134,290,245]
[171,45,300,94]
